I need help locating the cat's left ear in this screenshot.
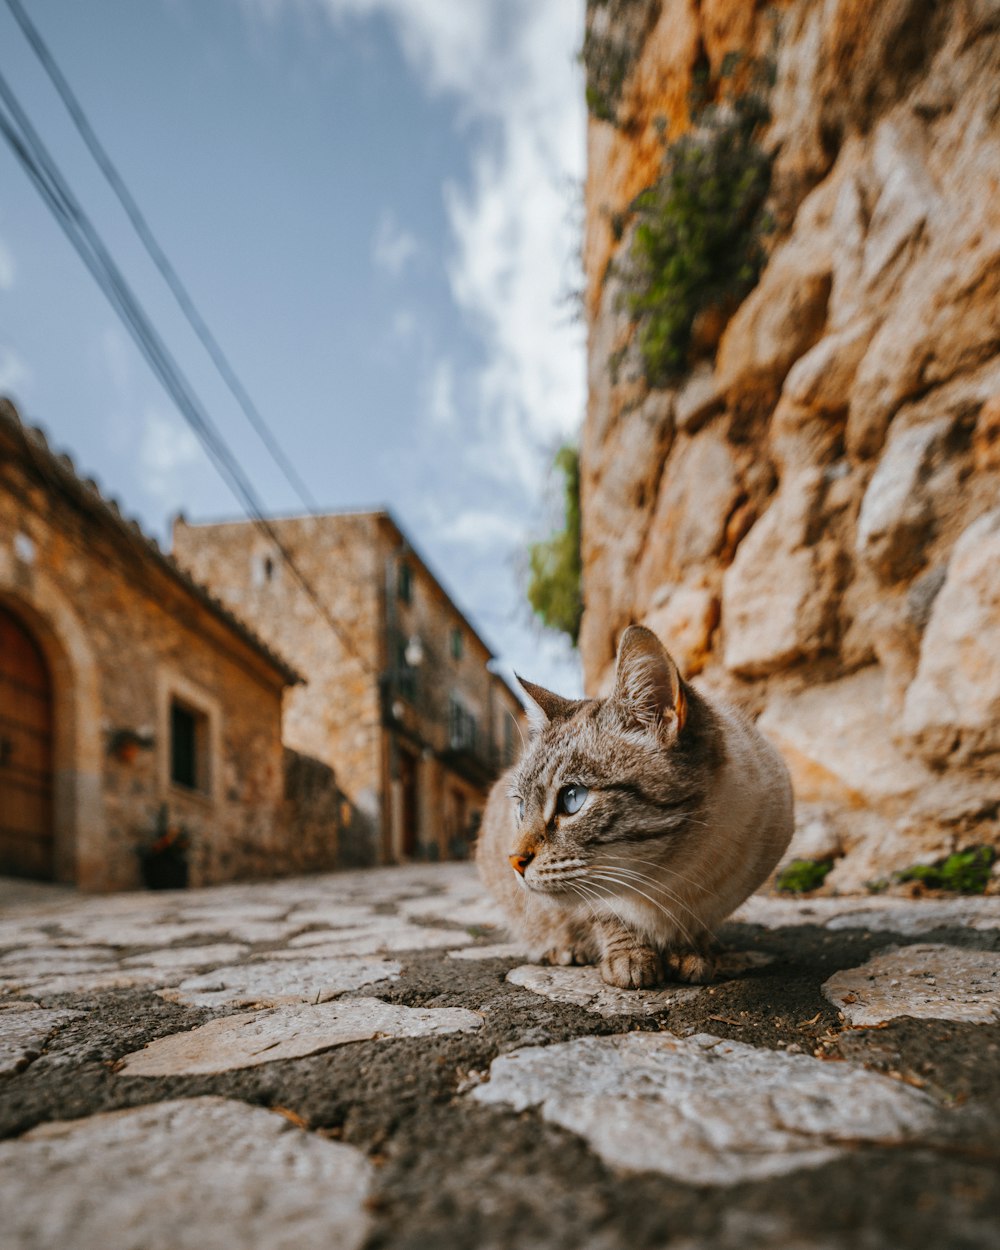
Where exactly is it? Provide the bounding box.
[516,676,577,733]
[612,625,687,740]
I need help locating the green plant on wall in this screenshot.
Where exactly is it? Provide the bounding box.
[582,0,662,125]
[527,445,583,645]
[624,91,772,387]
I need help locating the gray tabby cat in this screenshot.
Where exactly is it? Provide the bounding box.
[477,625,793,988]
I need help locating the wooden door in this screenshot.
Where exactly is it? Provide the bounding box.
[0,606,54,879]
[398,746,418,860]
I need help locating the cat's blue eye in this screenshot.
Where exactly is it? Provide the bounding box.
[516,798,525,821]
[558,785,589,816]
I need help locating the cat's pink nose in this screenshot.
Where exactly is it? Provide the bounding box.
[509,851,534,876]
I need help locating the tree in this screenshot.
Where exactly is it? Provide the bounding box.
[527,445,583,645]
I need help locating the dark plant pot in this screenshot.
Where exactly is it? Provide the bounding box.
[140,854,189,891]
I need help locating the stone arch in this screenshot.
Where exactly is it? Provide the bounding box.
[0,566,104,886]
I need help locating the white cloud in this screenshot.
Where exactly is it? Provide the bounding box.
[372,209,419,277]
[436,506,516,550]
[0,345,30,395]
[255,0,586,491]
[0,237,14,290]
[139,408,202,503]
[236,0,587,690]
[426,357,456,429]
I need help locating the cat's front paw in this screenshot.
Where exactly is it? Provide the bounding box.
[541,943,590,967]
[667,950,716,984]
[600,945,664,989]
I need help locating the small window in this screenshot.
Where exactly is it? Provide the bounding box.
[448,696,478,753]
[170,700,208,792]
[252,551,280,588]
[395,637,417,701]
[397,561,412,604]
[450,627,463,661]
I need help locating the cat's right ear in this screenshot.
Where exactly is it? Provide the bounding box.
[516,676,576,732]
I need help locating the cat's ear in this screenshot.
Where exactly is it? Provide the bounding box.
[516,676,577,732]
[612,625,687,740]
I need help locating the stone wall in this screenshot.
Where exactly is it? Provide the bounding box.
[581,0,1000,886]
[0,407,291,890]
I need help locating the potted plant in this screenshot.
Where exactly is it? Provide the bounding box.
[108,727,154,765]
[137,803,191,890]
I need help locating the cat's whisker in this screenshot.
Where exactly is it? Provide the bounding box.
[599,854,724,902]
[592,862,716,918]
[567,882,605,928]
[589,870,699,949]
[576,878,626,925]
[591,866,702,939]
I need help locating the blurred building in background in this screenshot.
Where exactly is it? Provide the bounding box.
[0,398,308,891]
[174,511,525,868]
[0,397,522,889]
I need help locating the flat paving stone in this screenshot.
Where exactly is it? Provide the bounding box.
[472,1031,938,1186]
[119,997,483,1074]
[0,1096,373,1250]
[284,923,474,955]
[0,1003,83,1074]
[120,942,249,970]
[507,964,703,1017]
[398,893,507,928]
[2,966,164,998]
[733,894,1000,932]
[823,943,1000,1024]
[158,954,401,1007]
[449,941,527,961]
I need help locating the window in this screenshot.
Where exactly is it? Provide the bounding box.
[397,561,412,604]
[252,550,280,588]
[450,627,463,661]
[395,637,417,701]
[448,696,479,754]
[170,699,208,792]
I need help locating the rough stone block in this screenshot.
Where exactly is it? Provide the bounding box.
[0,1097,373,1250]
[902,507,1000,762]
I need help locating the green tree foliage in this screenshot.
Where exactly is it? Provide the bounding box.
[625,93,772,386]
[527,446,583,645]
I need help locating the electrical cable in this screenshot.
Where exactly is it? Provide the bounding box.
[0,68,376,677]
[2,0,322,515]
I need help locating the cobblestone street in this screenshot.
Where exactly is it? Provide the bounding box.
[2,865,999,1249]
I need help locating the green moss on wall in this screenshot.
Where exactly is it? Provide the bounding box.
[623,92,772,386]
[894,846,996,894]
[775,859,834,894]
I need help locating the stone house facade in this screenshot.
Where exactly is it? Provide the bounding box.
[0,398,309,891]
[174,510,525,866]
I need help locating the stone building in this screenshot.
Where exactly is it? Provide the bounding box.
[174,510,524,866]
[0,398,311,890]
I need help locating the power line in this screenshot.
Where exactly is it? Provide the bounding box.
[2,0,321,514]
[0,66,376,678]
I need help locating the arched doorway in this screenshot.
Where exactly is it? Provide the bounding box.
[0,605,54,879]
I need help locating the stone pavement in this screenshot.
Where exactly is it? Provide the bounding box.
[1,865,999,1250]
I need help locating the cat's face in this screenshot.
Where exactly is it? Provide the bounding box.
[506,626,720,904]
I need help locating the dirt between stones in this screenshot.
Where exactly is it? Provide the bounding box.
[2,901,1000,1250]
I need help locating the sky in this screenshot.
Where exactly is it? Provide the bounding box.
[0,0,586,694]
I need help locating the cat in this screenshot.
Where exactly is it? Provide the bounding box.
[477,625,794,988]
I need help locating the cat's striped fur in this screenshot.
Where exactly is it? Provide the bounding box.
[477,626,793,988]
